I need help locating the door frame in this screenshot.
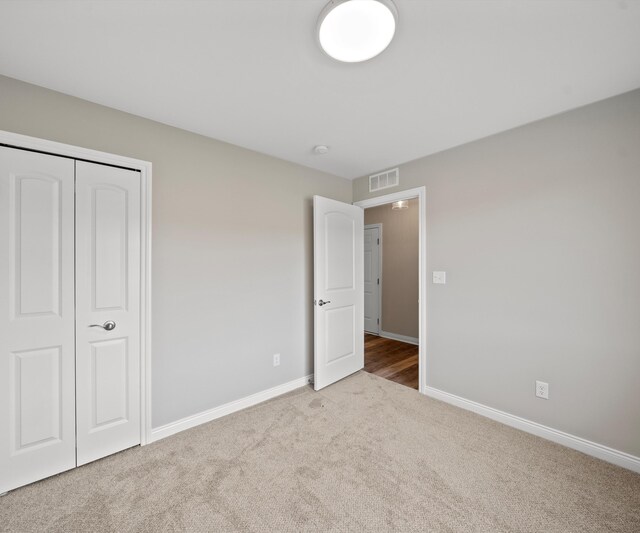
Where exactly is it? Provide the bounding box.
[0,129,153,445]
[363,223,383,335]
[355,187,426,393]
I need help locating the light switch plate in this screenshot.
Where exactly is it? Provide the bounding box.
[433,271,446,284]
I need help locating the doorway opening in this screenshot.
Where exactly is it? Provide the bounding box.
[355,187,426,392]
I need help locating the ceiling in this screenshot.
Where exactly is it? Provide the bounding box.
[1,1,639,179]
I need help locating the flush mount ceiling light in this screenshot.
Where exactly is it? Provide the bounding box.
[392,200,408,210]
[317,0,398,63]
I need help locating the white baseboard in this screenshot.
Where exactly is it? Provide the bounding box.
[149,375,313,443]
[424,386,640,474]
[379,330,419,345]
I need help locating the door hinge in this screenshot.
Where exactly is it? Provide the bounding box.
[377,278,380,285]
[377,238,380,245]
[377,318,379,324]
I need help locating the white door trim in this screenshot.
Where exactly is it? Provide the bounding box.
[0,129,153,446]
[355,187,426,394]
[363,223,382,335]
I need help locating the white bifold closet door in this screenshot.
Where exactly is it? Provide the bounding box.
[75,161,141,466]
[0,147,141,493]
[0,147,77,493]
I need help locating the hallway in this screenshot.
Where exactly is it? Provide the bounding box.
[364,333,418,390]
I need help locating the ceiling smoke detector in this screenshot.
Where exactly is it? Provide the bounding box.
[314,145,330,155]
[317,0,398,63]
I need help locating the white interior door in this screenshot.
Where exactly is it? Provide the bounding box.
[75,160,141,466]
[364,225,380,335]
[313,196,364,391]
[0,147,76,493]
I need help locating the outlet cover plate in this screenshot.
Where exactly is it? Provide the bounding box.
[536,380,549,399]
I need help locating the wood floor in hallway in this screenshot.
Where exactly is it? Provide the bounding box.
[364,333,419,390]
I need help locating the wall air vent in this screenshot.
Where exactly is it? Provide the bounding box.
[369,168,399,192]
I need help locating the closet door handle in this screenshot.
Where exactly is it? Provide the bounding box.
[89,320,116,331]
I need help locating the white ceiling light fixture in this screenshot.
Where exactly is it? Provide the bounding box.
[317,0,398,63]
[392,200,408,210]
[314,145,330,154]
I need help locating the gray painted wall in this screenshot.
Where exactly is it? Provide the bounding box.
[354,89,640,457]
[365,200,419,338]
[0,75,352,428]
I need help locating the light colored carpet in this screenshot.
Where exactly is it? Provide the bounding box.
[1,371,639,532]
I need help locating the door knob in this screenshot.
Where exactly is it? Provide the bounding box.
[318,300,331,306]
[89,320,116,331]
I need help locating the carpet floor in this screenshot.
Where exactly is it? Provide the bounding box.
[1,371,639,532]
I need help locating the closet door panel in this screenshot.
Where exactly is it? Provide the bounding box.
[0,147,76,493]
[75,160,141,466]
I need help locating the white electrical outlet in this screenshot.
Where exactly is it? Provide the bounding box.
[273,353,280,367]
[535,380,549,399]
